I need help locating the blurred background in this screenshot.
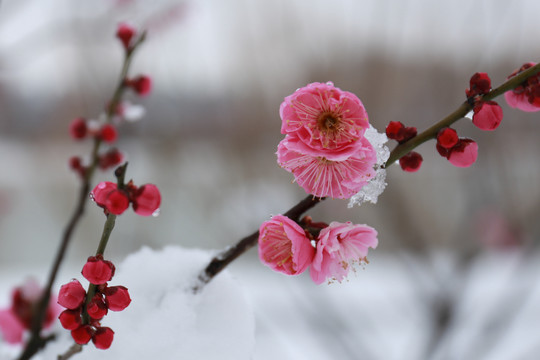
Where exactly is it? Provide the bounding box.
[1,0,540,359]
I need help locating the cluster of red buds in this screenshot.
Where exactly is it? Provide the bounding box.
[57,256,130,350]
[385,121,423,172]
[68,118,124,177]
[92,180,161,216]
[68,23,153,179]
[466,72,503,131]
[116,23,152,97]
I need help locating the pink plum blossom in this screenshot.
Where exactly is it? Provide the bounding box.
[280,82,370,158]
[472,101,503,131]
[277,135,376,198]
[504,62,540,112]
[448,138,478,168]
[310,222,378,284]
[258,215,315,275]
[0,279,61,344]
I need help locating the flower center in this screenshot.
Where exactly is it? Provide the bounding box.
[318,112,340,132]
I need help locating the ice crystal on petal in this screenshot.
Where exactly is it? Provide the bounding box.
[348,168,387,207]
[348,125,389,207]
[364,125,390,165]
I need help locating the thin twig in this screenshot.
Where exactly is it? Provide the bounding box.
[57,343,83,360]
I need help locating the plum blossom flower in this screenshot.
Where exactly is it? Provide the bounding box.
[258,215,315,275]
[0,279,61,344]
[277,82,378,198]
[280,82,370,156]
[310,222,378,284]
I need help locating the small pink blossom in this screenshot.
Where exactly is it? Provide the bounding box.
[504,62,540,112]
[447,138,478,168]
[0,309,25,344]
[280,82,370,158]
[277,135,376,198]
[472,101,503,131]
[0,279,61,344]
[258,215,315,275]
[310,222,378,285]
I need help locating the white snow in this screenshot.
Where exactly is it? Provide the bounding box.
[35,246,255,360]
[349,125,390,207]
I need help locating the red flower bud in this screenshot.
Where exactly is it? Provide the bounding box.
[92,326,115,350]
[104,286,131,311]
[58,309,82,330]
[82,256,115,285]
[436,128,459,149]
[98,148,124,170]
[399,151,423,172]
[58,280,86,310]
[99,124,118,143]
[92,182,130,215]
[126,75,152,96]
[71,325,94,345]
[385,121,404,139]
[116,23,136,50]
[69,118,88,140]
[466,72,491,97]
[87,294,108,320]
[132,184,161,216]
[385,121,417,143]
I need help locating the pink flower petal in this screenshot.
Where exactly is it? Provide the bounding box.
[258,215,314,275]
[277,136,376,199]
[310,222,378,284]
[0,309,25,344]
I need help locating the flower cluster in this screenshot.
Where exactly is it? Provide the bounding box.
[277,82,378,199]
[504,62,540,112]
[91,180,161,216]
[57,256,131,350]
[0,279,60,345]
[258,215,378,284]
[385,121,423,172]
[466,72,503,131]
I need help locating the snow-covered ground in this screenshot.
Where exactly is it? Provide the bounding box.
[2,247,540,360]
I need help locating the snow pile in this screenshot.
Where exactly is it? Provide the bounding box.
[39,246,255,360]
